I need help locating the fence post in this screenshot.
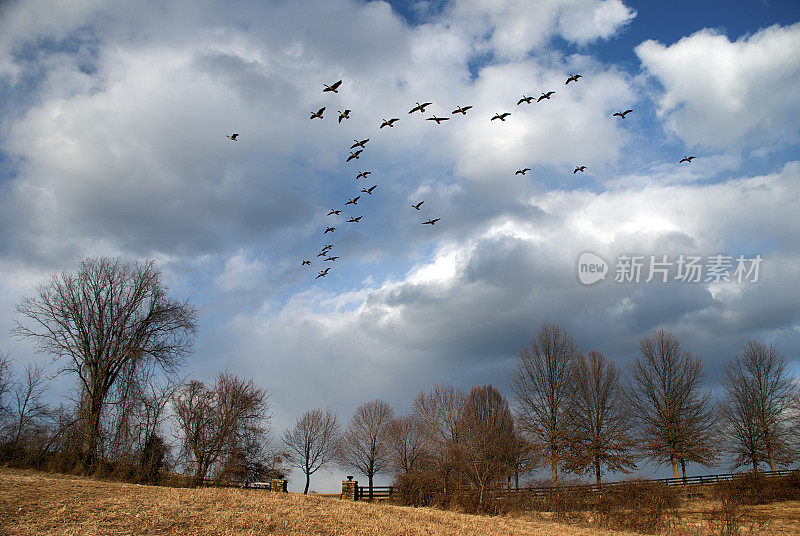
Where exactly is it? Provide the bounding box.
[341,476,359,500]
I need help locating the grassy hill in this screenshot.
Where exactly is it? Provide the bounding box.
[1,468,799,535]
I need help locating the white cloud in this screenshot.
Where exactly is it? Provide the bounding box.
[636,23,800,150]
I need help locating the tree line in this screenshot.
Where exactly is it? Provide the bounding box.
[1,258,798,502]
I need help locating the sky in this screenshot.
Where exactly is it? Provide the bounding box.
[1,0,799,492]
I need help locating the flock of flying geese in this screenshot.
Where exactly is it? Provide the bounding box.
[227,75,698,280]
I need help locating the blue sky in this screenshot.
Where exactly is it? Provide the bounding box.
[1,0,799,492]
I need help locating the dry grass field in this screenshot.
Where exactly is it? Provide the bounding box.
[1,467,798,536]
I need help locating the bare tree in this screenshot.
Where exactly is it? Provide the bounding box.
[338,399,394,499]
[386,415,427,476]
[627,330,717,479]
[13,257,197,469]
[283,408,340,494]
[413,385,466,498]
[508,433,537,489]
[173,373,270,485]
[0,352,12,428]
[460,385,515,507]
[567,351,636,484]
[722,339,797,471]
[511,323,579,485]
[8,363,50,446]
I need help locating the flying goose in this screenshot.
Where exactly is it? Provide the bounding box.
[451,105,473,115]
[327,209,342,216]
[302,260,311,266]
[361,185,377,195]
[426,116,449,124]
[316,267,331,278]
[338,109,351,123]
[355,171,372,180]
[422,218,441,225]
[679,156,697,163]
[613,109,633,118]
[380,118,399,128]
[345,196,360,205]
[310,107,325,119]
[324,227,335,234]
[347,216,362,223]
[226,133,239,141]
[565,74,582,84]
[350,139,369,149]
[409,102,433,114]
[346,150,363,162]
[573,165,587,174]
[324,256,340,261]
[411,201,424,210]
[491,112,511,121]
[515,168,531,175]
[517,95,534,105]
[322,80,342,93]
[537,91,555,102]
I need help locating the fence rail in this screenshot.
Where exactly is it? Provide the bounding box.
[502,468,798,496]
[356,485,394,500]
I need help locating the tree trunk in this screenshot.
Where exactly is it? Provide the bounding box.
[368,474,374,500]
[595,455,602,485]
[680,458,687,484]
[85,396,103,471]
[551,448,558,486]
[304,472,310,494]
[671,455,680,479]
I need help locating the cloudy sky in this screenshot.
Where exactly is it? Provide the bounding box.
[1,0,799,491]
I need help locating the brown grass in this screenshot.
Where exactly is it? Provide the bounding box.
[1,468,799,536]
[0,467,636,536]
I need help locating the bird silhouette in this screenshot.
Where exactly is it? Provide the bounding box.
[537,91,555,102]
[565,74,582,84]
[613,109,633,118]
[347,150,363,162]
[345,196,360,205]
[350,139,369,149]
[324,256,340,261]
[515,168,532,175]
[317,251,328,257]
[322,244,333,251]
[411,201,424,210]
[517,95,534,105]
[302,260,311,266]
[327,209,342,216]
[573,165,587,174]
[380,118,399,128]
[347,216,362,223]
[324,227,336,234]
[356,171,372,180]
[361,185,377,195]
[310,107,325,119]
[491,112,511,121]
[426,116,449,124]
[338,109,351,123]
[679,156,697,163]
[322,80,342,93]
[226,133,239,141]
[409,102,433,114]
[451,105,473,115]
[316,267,331,278]
[422,218,441,225]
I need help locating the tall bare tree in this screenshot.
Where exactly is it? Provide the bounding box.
[283,407,340,494]
[0,352,13,428]
[722,339,797,471]
[567,351,635,484]
[338,399,394,499]
[173,373,270,485]
[511,323,579,485]
[413,385,466,498]
[13,257,197,469]
[627,331,717,479]
[386,415,428,476]
[460,385,515,507]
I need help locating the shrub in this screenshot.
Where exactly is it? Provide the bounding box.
[714,472,800,505]
[594,480,681,534]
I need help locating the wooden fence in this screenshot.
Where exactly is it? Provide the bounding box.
[356,485,394,500]
[503,468,798,496]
